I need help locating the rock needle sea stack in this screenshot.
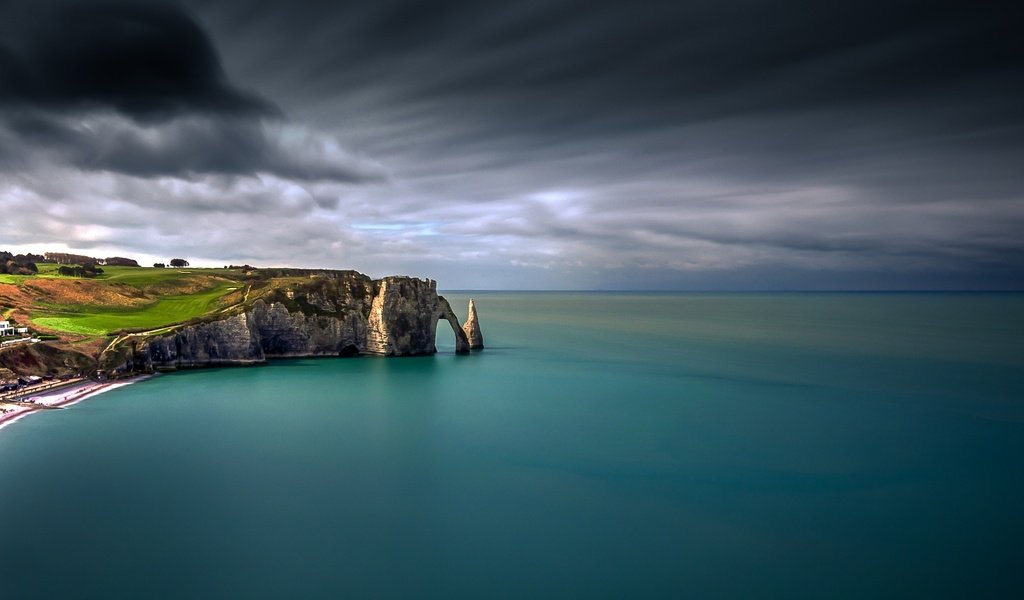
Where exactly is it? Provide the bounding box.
[463,298,484,350]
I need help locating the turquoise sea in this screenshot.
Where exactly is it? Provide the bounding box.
[1,292,1023,598]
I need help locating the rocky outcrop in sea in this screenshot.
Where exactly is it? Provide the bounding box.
[463,298,484,349]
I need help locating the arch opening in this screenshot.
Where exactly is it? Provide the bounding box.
[435,296,471,354]
[434,318,457,354]
[435,313,469,354]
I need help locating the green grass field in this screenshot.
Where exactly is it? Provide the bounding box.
[2,265,243,287]
[32,282,238,335]
[4,265,254,336]
[95,266,243,287]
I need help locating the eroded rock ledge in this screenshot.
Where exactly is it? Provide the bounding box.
[102,272,481,374]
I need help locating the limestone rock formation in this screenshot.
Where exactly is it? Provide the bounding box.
[462,298,484,349]
[102,271,476,374]
[366,277,469,356]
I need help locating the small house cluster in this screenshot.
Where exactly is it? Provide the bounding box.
[1,375,46,392]
[0,320,33,348]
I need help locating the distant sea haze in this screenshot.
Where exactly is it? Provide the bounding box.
[1,292,1022,597]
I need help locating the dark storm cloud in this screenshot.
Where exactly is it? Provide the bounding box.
[0,0,383,183]
[0,0,276,120]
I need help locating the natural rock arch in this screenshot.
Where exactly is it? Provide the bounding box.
[436,296,470,354]
[364,278,471,355]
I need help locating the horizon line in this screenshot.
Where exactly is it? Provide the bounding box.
[438,289,1024,293]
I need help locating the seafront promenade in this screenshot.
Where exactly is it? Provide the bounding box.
[0,377,88,403]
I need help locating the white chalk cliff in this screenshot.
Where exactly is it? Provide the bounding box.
[102,271,480,373]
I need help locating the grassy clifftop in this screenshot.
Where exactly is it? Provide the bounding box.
[0,264,383,377]
[1,264,248,339]
[1,264,379,339]
[0,264,249,376]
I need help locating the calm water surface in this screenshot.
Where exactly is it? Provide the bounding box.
[1,292,1023,598]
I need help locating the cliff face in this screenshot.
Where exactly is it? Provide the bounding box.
[104,273,476,374]
[137,313,264,368]
[0,341,95,377]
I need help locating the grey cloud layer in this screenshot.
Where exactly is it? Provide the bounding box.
[187,0,1023,286]
[2,113,384,182]
[1,0,1022,288]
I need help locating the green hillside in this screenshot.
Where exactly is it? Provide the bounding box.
[31,282,240,335]
[1,265,249,338]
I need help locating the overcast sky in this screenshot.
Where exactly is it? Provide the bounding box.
[1,0,1021,289]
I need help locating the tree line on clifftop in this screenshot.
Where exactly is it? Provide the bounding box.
[1,251,146,278]
[1,251,41,275]
[44,253,140,267]
[2,251,255,278]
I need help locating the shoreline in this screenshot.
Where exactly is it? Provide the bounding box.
[0,376,151,432]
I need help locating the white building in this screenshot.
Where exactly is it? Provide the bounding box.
[0,321,29,337]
